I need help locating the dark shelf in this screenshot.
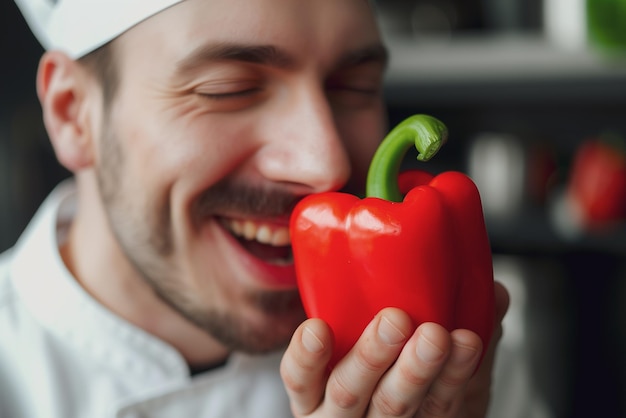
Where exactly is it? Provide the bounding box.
[487,211,626,256]
[383,33,626,106]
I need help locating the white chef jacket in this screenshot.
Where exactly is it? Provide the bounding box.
[0,180,552,418]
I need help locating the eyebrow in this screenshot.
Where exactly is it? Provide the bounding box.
[175,42,389,76]
[176,43,297,75]
[335,44,389,71]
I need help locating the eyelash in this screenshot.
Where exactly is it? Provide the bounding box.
[197,88,262,101]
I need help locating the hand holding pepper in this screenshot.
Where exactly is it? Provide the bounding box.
[280,282,509,418]
[281,114,507,417]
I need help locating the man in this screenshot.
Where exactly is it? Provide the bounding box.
[1,0,512,416]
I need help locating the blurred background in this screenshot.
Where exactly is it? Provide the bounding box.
[377,1,626,417]
[2,1,626,417]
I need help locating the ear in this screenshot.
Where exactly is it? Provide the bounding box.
[37,51,99,172]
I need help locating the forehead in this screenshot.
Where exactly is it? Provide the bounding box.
[114,0,382,71]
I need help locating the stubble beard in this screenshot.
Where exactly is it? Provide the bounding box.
[94,124,304,354]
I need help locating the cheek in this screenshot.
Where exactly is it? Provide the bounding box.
[151,108,260,178]
[116,118,223,193]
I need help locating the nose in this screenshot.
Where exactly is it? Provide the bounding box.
[255,84,352,195]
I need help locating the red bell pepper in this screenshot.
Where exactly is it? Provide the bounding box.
[567,135,626,230]
[290,114,496,368]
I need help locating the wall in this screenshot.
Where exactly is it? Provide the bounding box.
[0,1,69,252]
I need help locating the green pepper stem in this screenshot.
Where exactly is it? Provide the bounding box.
[366,114,448,202]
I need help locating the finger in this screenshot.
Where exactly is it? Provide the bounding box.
[280,319,333,416]
[324,308,413,417]
[368,322,451,418]
[416,329,482,418]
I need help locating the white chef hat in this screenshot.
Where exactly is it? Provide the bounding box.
[14,0,186,58]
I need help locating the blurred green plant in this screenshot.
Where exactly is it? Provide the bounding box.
[587,0,626,52]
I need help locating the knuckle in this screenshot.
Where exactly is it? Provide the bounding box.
[279,355,315,395]
[438,372,468,389]
[398,361,433,387]
[327,372,361,410]
[280,366,307,395]
[372,390,410,416]
[420,393,453,417]
[354,343,391,373]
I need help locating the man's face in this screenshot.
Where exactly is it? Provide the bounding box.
[94,0,387,353]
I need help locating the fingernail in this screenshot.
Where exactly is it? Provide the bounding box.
[416,333,445,363]
[302,326,324,353]
[378,316,407,345]
[451,343,479,365]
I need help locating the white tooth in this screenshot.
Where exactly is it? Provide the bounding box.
[271,228,290,246]
[243,221,257,240]
[230,219,243,236]
[256,225,272,244]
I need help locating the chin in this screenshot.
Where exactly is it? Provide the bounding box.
[215,303,307,354]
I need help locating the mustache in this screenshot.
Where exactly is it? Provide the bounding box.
[194,179,301,219]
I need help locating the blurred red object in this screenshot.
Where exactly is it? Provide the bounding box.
[567,135,626,229]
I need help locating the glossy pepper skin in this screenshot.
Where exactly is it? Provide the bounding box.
[290,115,496,368]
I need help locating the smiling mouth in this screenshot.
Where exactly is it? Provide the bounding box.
[221,218,293,266]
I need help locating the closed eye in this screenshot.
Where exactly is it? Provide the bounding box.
[325,62,385,102]
[197,87,262,100]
